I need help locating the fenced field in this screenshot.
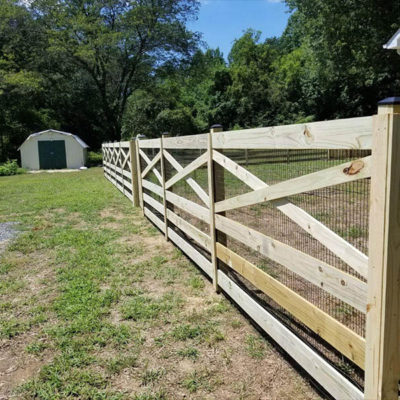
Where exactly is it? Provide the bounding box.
[103,104,400,400]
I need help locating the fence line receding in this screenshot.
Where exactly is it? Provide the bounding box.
[102,101,400,400]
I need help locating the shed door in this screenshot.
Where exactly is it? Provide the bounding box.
[38,140,67,169]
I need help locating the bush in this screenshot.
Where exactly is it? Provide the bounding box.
[0,160,20,176]
[87,151,103,167]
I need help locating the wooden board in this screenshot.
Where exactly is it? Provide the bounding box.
[165,190,209,223]
[141,151,161,178]
[215,214,367,312]
[163,150,209,206]
[165,152,208,189]
[162,133,208,149]
[167,227,213,278]
[215,156,371,213]
[216,244,366,369]
[142,179,163,197]
[212,116,373,150]
[139,149,163,185]
[365,113,400,399]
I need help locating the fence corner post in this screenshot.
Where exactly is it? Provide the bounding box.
[208,124,223,293]
[129,138,140,207]
[161,132,170,241]
[365,97,400,400]
[135,134,146,214]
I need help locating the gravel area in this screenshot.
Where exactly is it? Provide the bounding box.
[0,222,19,252]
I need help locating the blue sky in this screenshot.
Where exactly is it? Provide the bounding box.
[187,0,291,59]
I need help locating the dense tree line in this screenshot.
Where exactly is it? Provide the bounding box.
[1,0,399,161]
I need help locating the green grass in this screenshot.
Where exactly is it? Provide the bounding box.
[0,168,320,399]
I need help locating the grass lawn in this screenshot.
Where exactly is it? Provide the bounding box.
[0,168,321,399]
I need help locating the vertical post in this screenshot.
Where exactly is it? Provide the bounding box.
[119,141,125,196]
[161,133,169,240]
[113,141,118,185]
[208,124,224,292]
[135,134,146,213]
[129,139,140,207]
[365,97,400,400]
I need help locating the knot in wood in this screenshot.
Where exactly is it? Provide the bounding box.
[343,160,364,175]
[303,126,313,144]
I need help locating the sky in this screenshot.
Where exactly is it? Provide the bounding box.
[187,0,291,59]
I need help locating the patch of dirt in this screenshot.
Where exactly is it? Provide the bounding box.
[0,333,53,399]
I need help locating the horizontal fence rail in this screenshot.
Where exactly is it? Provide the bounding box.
[102,110,400,400]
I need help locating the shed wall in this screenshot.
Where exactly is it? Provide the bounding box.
[20,131,86,170]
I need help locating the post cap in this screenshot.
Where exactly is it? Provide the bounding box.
[136,134,146,140]
[211,124,223,129]
[162,132,170,137]
[378,97,400,105]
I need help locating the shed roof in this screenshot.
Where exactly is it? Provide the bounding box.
[18,129,89,150]
[383,28,400,50]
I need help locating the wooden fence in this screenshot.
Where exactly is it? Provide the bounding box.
[102,141,139,206]
[102,100,400,400]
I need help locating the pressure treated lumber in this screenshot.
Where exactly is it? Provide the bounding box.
[163,150,209,206]
[167,226,213,277]
[141,151,161,178]
[215,214,367,312]
[165,152,208,189]
[160,137,168,240]
[212,116,372,150]
[365,112,400,400]
[165,190,209,223]
[207,131,218,291]
[142,179,163,198]
[215,156,371,213]
[129,140,140,207]
[139,149,163,185]
[216,244,365,368]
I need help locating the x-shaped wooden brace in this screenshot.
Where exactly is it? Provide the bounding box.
[163,150,209,206]
[211,150,370,279]
[139,149,163,185]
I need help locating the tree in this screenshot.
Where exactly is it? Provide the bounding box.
[31,0,200,140]
[283,0,400,119]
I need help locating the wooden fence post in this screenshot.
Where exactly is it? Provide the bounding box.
[161,133,169,240]
[135,134,146,213]
[208,124,224,292]
[365,97,400,400]
[119,141,125,197]
[129,139,140,207]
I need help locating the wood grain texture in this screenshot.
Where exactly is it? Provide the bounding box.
[215,156,371,213]
[212,116,372,150]
[365,113,400,400]
[216,244,365,368]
